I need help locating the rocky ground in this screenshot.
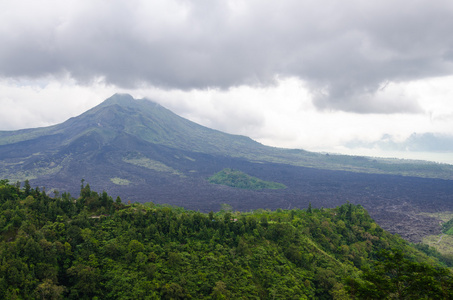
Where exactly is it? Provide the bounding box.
[34,154,452,243]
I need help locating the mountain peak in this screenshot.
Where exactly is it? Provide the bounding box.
[99,93,161,110]
[63,93,261,154]
[101,93,139,107]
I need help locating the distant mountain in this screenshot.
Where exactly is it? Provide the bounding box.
[0,93,452,242]
[1,94,452,181]
[347,132,453,152]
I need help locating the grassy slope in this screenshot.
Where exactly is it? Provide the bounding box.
[418,212,453,256]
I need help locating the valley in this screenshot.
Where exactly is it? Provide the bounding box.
[32,143,451,243]
[0,94,452,243]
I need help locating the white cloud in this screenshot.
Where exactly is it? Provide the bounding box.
[0,76,115,130]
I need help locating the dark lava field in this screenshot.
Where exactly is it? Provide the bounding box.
[38,147,452,243]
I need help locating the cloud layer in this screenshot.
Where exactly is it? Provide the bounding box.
[2,0,453,113]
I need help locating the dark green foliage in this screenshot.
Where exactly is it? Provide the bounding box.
[0,179,451,299]
[345,249,453,299]
[208,168,286,190]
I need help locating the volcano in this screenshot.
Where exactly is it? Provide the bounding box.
[1,93,452,242]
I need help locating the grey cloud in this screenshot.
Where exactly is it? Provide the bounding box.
[313,88,424,114]
[1,0,453,113]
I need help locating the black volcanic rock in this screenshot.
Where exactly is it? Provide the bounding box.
[0,93,452,242]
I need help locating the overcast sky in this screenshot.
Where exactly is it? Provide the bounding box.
[1,0,453,163]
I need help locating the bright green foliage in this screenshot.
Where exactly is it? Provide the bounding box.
[442,216,453,235]
[208,168,286,190]
[0,179,451,299]
[413,242,453,267]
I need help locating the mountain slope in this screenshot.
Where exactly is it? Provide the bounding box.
[1,93,452,179]
[0,94,452,243]
[0,94,262,155]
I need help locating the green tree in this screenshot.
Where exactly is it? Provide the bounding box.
[67,264,101,298]
[34,279,66,300]
[24,180,31,196]
[346,249,453,299]
[211,281,230,299]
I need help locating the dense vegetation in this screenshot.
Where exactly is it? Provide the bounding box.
[442,216,453,235]
[208,168,286,190]
[0,179,452,299]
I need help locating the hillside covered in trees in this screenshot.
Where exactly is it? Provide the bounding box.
[207,168,287,190]
[0,179,452,299]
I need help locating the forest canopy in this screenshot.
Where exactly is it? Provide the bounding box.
[0,179,452,299]
[207,168,286,190]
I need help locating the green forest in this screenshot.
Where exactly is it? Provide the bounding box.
[208,168,286,190]
[0,179,452,299]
